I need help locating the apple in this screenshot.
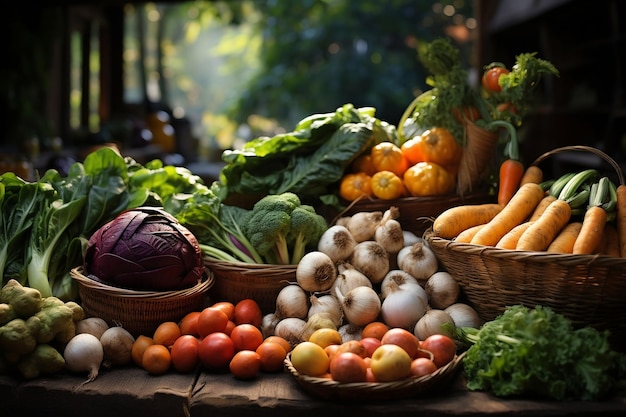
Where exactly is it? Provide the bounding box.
[370,344,412,382]
[419,334,457,368]
[359,337,382,357]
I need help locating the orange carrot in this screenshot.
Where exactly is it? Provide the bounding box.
[455,223,486,243]
[528,194,556,222]
[547,222,582,254]
[599,223,620,257]
[616,185,626,257]
[520,165,544,186]
[497,159,525,206]
[516,198,571,251]
[496,221,533,250]
[470,182,545,247]
[573,206,607,254]
[432,203,503,239]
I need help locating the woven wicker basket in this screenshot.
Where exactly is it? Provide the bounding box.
[338,191,494,237]
[425,145,626,350]
[204,257,295,313]
[284,352,465,401]
[70,267,214,337]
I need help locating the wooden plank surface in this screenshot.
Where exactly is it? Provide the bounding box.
[3,368,625,417]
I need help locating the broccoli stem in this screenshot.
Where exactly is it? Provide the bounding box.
[199,244,242,263]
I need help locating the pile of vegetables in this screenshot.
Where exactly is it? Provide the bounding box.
[0,279,84,379]
[260,206,481,346]
[456,304,626,400]
[432,166,622,256]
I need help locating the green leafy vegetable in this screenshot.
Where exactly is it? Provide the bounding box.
[456,305,626,401]
[216,103,396,207]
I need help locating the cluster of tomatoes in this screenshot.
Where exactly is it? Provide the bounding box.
[289,322,457,383]
[339,127,462,202]
[131,299,293,380]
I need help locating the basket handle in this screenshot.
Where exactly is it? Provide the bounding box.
[531,145,625,186]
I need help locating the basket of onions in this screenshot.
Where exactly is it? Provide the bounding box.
[71,207,214,337]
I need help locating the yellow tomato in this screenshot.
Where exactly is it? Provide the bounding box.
[404,127,462,168]
[371,170,405,200]
[370,142,409,177]
[339,172,373,201]
[290,341,330,377]
[403,162,455,197]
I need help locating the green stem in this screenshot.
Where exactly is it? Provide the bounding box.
[486,120,519,161]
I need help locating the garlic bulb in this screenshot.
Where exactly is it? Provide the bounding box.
[444,303,481,328]
[296,251,337,292]
[338,323,363,342]
[381,286,428,330]
[275,284,309,319]
[332,262,372,298]
[261,313,280,338]
[308,294,343,327]
[380,269,421,299]
[414,309,456,340]
[301,312,338,341]
[397,239,439,283]
[346,211,383,242]
[349,240,390,284]
[374,207,404,253]
[425,271,460,309]
[274,317,307,347]
[317,225,357,262]
[336,285,381,326]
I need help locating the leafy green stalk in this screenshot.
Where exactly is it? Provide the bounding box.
[26,197,86,297]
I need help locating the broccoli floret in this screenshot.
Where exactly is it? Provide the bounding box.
[288,205,328,264]
[242,193,301,264]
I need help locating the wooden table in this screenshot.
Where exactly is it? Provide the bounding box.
[2,366,626,417]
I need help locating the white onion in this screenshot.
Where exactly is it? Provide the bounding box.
[317,225,357,262]
[445,303,482,328]
[64,333,104,385]
[397,240,439,283]
[425,271,460,309]
[296,251,337,292]
[275,284,309,319]
[349,240,389,284]
[100,326,135,367]
[336,285,381,326]
[75,317,109,339]
[380,269,421,299]
[381,287,428,330]
[414,309,456,340]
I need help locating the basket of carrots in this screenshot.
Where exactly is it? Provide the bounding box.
[425,145,626,350]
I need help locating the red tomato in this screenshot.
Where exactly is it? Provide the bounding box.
[419,334,457,368]
[229,323,264,352]
[482,66,510,92]
[410,357,438,377]
[197,307,229,338]
[234,299,263,327]
[170,335,200,373]
[329,352,368,383]
[229,350,261,380]
[198,332,235,370]
[380,328,421,359]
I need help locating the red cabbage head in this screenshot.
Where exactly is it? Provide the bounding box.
[84,207,205,291]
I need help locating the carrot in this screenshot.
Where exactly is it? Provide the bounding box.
[616,185,626,257]
[496,221,533,250]
[432,203,503,239]
[515,198,571,251]
[572,206,607,254]
[547,222,582,253]
[470,182,545,247]
[599,223,620,257]
[455,223,486,243]
[497,159,525,206]
[528,194,556,222]
[520,165,543,186]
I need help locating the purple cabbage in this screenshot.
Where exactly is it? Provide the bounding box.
[84,207,205,291]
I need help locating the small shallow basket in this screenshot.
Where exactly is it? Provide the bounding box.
[338,191,494,236]
[203,257,295,313]
[70,267,213,337]
[425,146,626,349]
[284,352,465,401]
